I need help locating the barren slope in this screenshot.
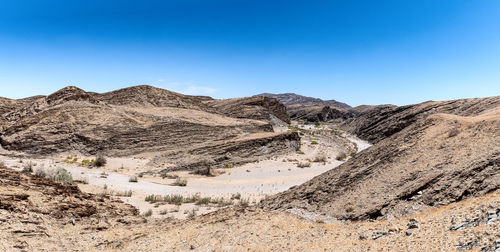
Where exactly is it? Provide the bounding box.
[341,96,500,143]
[0,86,299,171]
[263,109,500,220]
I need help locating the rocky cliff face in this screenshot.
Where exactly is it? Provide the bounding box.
[257,93,350,108]
[262,97,500,220]
[206,96,290,124]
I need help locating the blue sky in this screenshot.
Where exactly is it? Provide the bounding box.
[0,0,499,106]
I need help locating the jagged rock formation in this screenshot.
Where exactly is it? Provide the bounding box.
[205,96,290,124]
[287,104,353,122]
[262,97,500,220]
[341,97,500,143]
[0,85,299,170]
[257,93,350,109]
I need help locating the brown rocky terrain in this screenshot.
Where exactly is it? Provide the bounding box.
[0,85,299,171]
[262,98,500,221]
[205,96,290,124]
[258,92,351,109]
[0,164,143,251]
[287,103,353,122]
[341,96,500,143]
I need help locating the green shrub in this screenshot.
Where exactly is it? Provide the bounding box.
[224,163,233,169]
[195,197,211,205]
[51,168,74,184]
[311,141,319,145]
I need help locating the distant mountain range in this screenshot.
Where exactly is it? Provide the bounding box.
[256,93,351,109]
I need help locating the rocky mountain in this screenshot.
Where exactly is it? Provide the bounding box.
[262,96,500,220]
[257,93,351,109]
[340,97,500,143]
[205,96,290,124]
[0,85,299,171]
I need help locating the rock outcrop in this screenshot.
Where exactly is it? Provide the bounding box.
[206,96,290,124]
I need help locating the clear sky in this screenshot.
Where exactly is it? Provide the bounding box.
[0,0,499,106]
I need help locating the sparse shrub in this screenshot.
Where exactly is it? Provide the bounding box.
[231,193,241,200]
[64,155,78,164]
[297,151,305,155]
[311,141,319,145]
[191,167,212,176]
[172,178,187,187]
[288,125,299,132]
[34,167,47,177]
[159,210,168,215]
[448,128,460,137]
[336,152,347,161]
[297,161,311,168]
[164,194,184,205]
[93,155,107,167]
[80,159,92,166]
[145,194,163,203]
[115,190,133,197]
[224,163,233,169]
[51,168,74,184]
[238,198,249,207]
[129,176,138,183]
[144,209,153,217]
[313,153,328,163]
[186,209,197,219]
[195,197,211,205]
[314,122,321,128]
[22,161,34,173]
[214,197,233,207]
[161,173,179,179]
[0,161,6,169]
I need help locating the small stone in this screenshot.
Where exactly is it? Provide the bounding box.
[487,218,498,225]
[359,234,367,240]
[409,218,418,223]
[190,245,196,250]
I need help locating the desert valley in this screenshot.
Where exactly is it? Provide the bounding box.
[0,85,498,251]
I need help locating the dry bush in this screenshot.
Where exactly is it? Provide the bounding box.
[94,155,107,167]
[0,161,6,169]
[144,209,153,217]
[313,153,328,163]
[22,161,34,173]
[336,152,347,161]
[297,161,311,168]
[172,178,187,187]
